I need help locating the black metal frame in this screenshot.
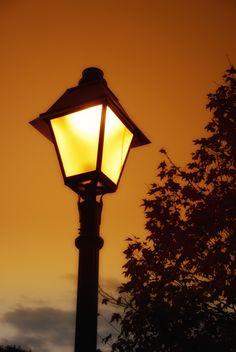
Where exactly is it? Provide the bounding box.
[48,102,133,197]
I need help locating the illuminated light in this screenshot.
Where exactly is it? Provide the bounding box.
[102,107,133,184]
[51,105,102,177]
[30,68,150,194]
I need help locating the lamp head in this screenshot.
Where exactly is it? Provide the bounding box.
[30,67,150,196]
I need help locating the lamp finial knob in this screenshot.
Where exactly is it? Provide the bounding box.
[79,67,106,86]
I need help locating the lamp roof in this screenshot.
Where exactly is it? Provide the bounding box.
[30,67,150,148]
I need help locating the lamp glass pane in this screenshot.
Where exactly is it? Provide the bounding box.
[50,105,102,177]
[102,107,133,184]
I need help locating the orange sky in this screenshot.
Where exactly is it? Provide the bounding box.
[0,1,236,351]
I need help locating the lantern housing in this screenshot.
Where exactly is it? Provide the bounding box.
[30,68,150,196]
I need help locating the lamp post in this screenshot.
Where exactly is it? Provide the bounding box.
[30,67,150,351]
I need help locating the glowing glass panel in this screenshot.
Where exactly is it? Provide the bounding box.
[51,105,102,177]
[102,107,133,184]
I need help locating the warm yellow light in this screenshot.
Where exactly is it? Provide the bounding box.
[51,105,102,177]
[102,107,133,184]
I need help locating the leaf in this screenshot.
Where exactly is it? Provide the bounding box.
[159,148,167,154]
[102,333,112,344]
[102,298,109,305]
[110,313,121,323]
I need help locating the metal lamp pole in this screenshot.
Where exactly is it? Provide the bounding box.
[29,67,150,352]
[74,191,104,351]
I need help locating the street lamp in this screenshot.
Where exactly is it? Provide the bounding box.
[30,67,150,351]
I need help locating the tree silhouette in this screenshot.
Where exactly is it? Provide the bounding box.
[102,67,236,351]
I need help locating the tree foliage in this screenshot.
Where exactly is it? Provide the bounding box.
[103,67,236,351]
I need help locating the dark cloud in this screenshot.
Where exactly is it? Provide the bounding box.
[1,305,117,352]
[2,307,75,352]
[0,276,122,352]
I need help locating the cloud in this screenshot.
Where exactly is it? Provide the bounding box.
[1,305,116,352]
[0,276,122,352]
[1,307,75,352]
[99,277,121,294]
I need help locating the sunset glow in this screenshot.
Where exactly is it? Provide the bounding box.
[1,1,236,351]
